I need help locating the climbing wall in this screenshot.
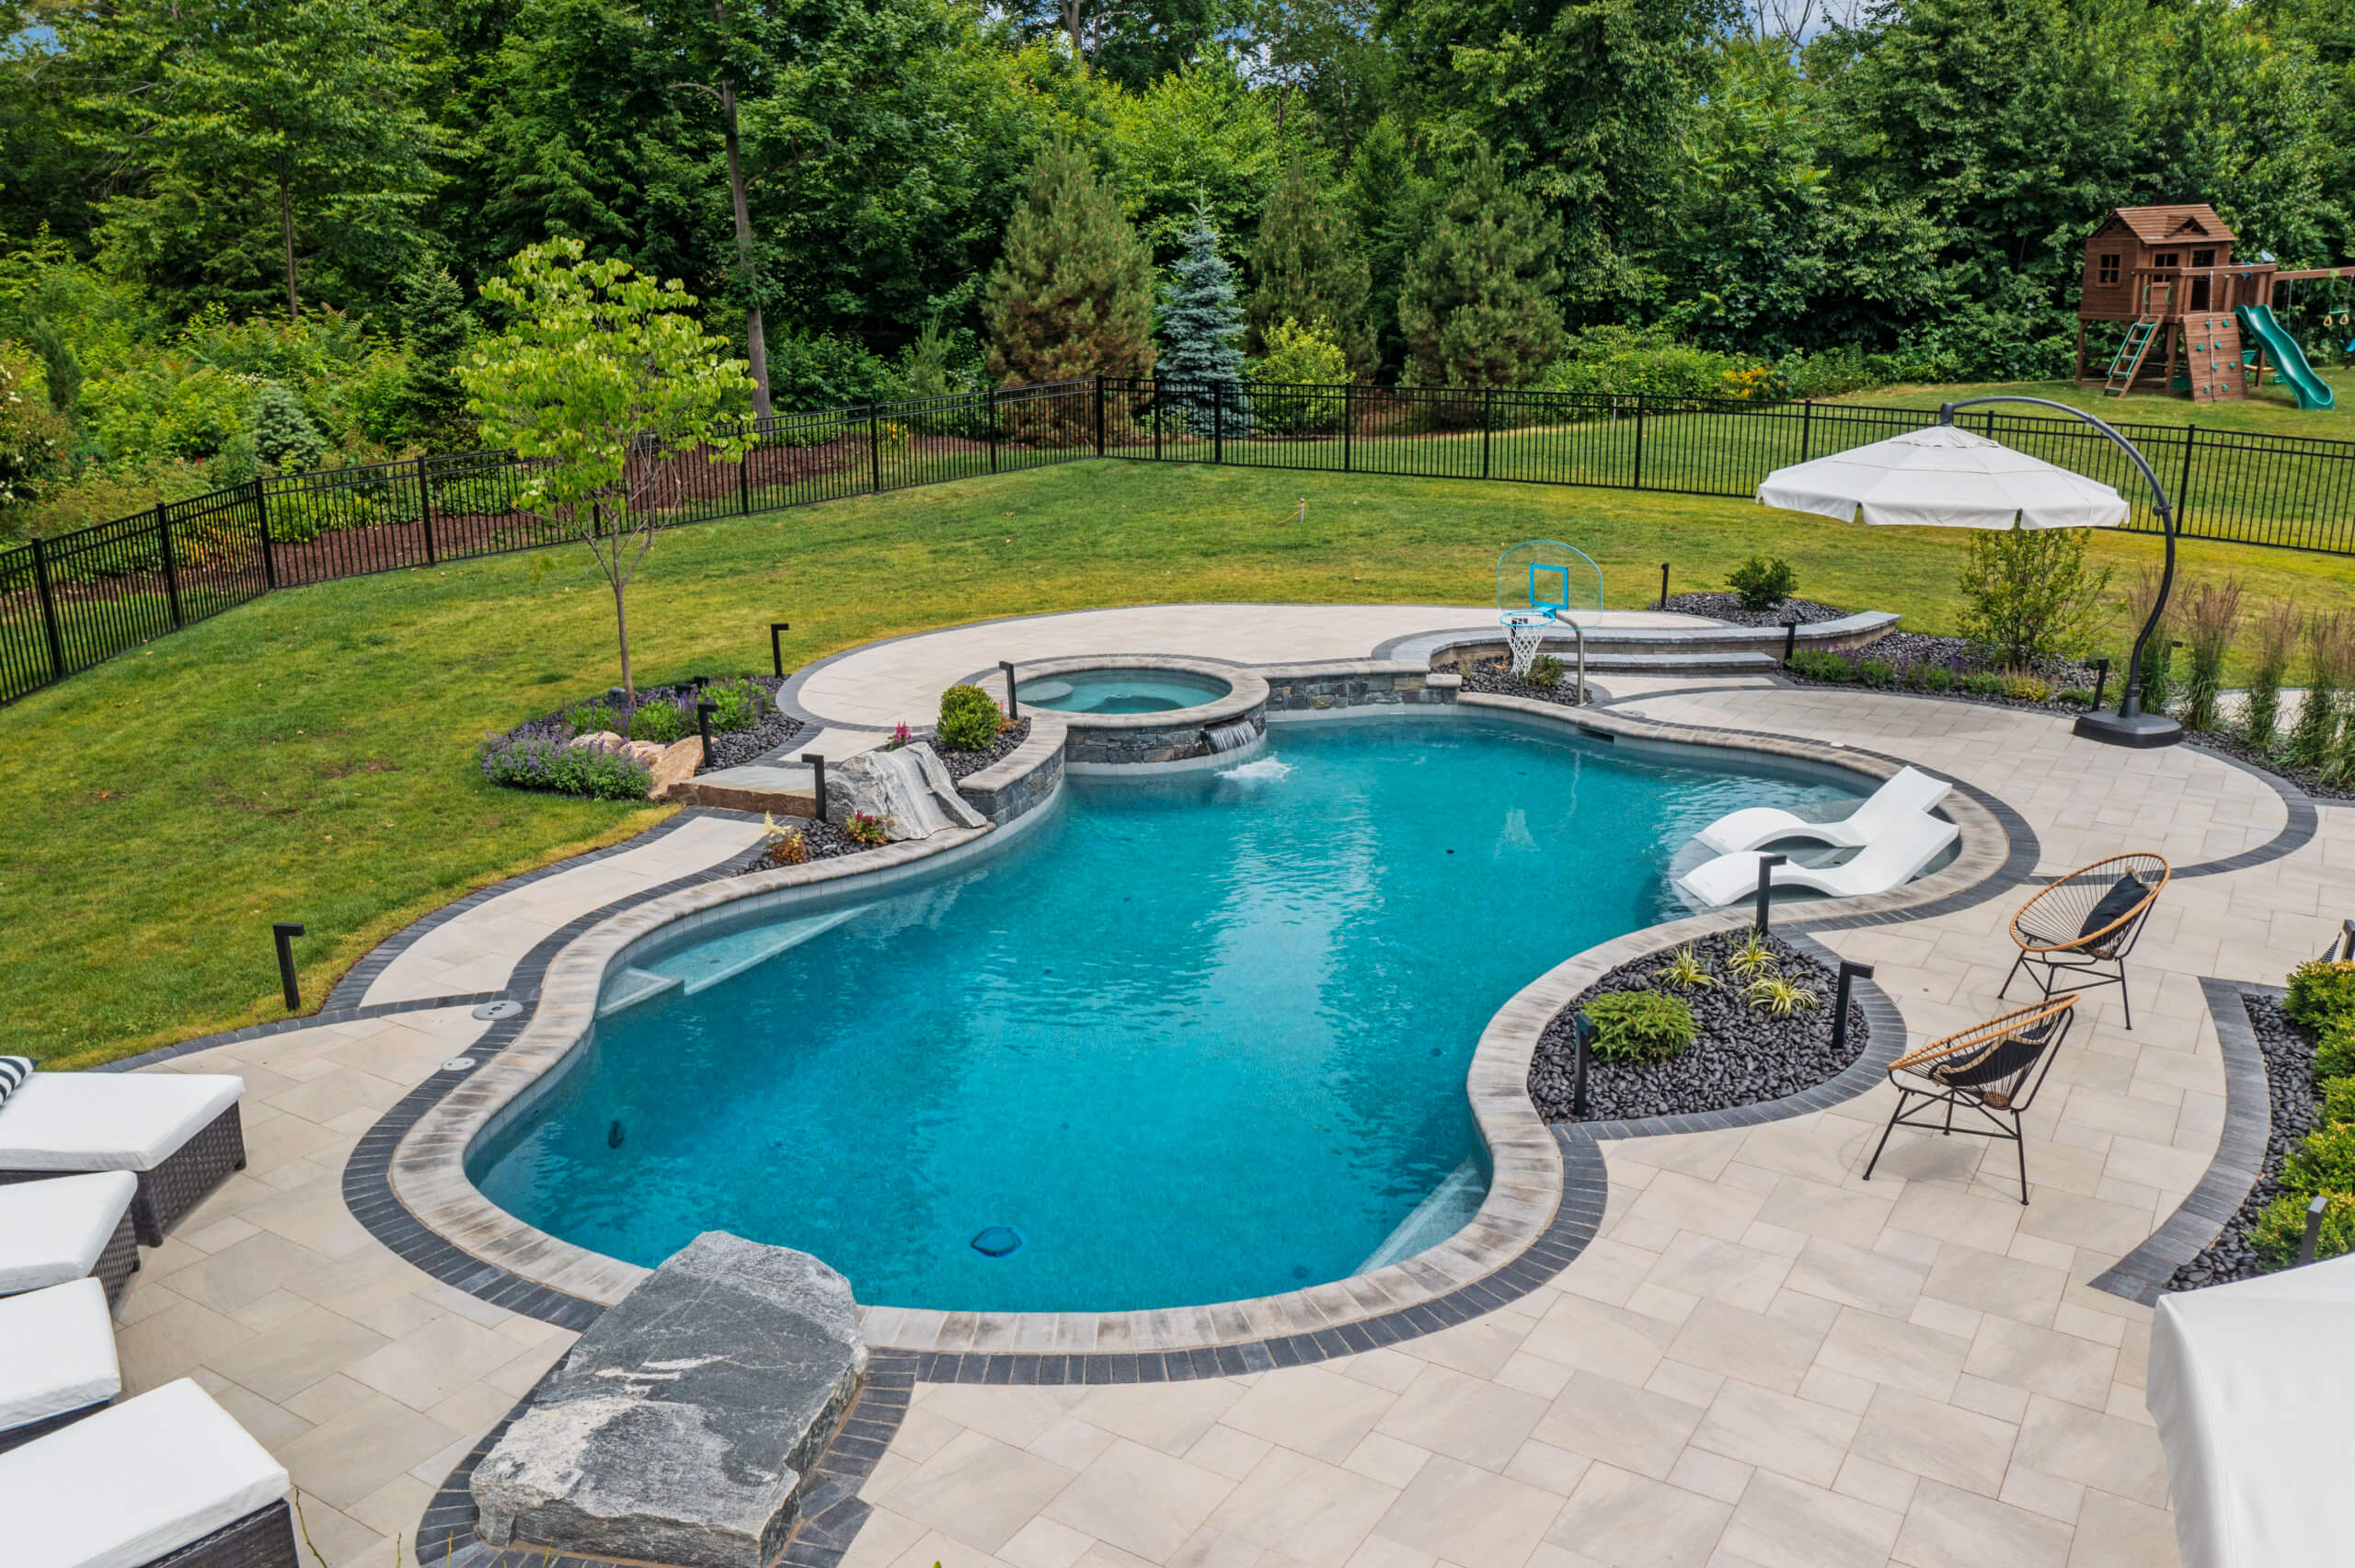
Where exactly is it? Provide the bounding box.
[2183,313,2246,402]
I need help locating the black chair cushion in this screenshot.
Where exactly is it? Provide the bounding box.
[2074,875,2149,945]
[1928,1016,2059,1091]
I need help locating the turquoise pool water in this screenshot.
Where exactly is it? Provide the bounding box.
[471,715,1859,1313]
[1015,668,1233,713]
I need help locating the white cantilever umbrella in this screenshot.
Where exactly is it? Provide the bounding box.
[1756,423,2131,531]
[1756,397,2177,748]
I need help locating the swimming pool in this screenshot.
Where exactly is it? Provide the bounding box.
[470,715,1862,1313]
[1016,668,1234,714]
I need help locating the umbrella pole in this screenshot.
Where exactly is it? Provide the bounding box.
[1939,396,2184,748]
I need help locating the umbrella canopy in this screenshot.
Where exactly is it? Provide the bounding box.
[1757,423,2131,530]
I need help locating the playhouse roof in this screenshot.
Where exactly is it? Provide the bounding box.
[2098,205,2237,246]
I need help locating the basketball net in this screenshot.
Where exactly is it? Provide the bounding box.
[1501,610,1554,678]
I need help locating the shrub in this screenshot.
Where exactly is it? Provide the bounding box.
[1728,555,1797,612]
[2316,1023,2355,1083]
[1856,658,1898,688]
[1581,990,1698,1063]
[1957,524,2112,669]
[2245,599,2299,750]
[2004,672,2051,703]
[2056,686,2095,707]
[2287,959,2355,1031]
[2252,1188,2355,1268]
[760,812,809,866]
[843,811,890,847]
[705,677,764,733]
[1744,975,1819,1015]
[2289,612,2351,765]
[562,698,623,735]
[2281,1122,2355,1199]
[1526,652,1566,687]
[1727,930,1775,979]
[1921,664,1957,693]
[936,682,1004,751]
[2179,578,2244,734]
[1788,648,1851,681]
[1962,670,2005,696]
[627,699,693,744]
[477,734,650,799]
[1652,944,1714,991]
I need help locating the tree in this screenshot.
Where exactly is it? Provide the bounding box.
[1396,145,1563,388]
[1956,523,2113,667]
[1339,112,1431,377]
[1103,57,1316,256]
[460,240,754,696]
[983,142,1156,385]
[1249,159,1373,372]
[396,265,473,437]
[1156,212,1249,430]
[69,0,449,321]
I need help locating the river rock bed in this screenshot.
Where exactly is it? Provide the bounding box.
[1459,658,1590,707]
[1662,591,1853,628]
[1528,932,1867,1123]
[939,718,1032,781]
[2165,995,2320,1291]
[699,675,802,773]
[740,815,861,868]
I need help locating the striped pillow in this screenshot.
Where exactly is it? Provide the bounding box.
[0,1057,29,1104]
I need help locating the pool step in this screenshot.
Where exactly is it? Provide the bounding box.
[1356,1159,1488,1274]
[596,967,682,1019]
[645,909,862,997]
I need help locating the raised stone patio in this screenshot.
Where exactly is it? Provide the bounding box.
[86,604,2351,1568]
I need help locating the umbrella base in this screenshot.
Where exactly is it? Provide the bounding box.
[2073,709,2185,749]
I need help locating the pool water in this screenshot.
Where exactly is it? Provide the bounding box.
[1016,668,1233,714]
[471,715,1859,1313]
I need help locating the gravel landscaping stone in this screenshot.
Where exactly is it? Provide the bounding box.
[1660,591,1853,628]
[1459,658,1590,707]
[1528,932,1867,1123]
[937,717,1031,781]
[2166,994,2321,1291]
[699,675,802,773]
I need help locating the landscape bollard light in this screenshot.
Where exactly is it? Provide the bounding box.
[1001,660,1020,721]
[2302,1194,2329,1265]
[2090,658,2110,712]
[2337,918,2355,961]
[272,922,304,1012]
[1754,854,1786,933]
[695,701,717,770]
[770,621,791,678]
[1571,1011,1598,1118]
[802,752,827,820]
[1782,618,1798,666]
[1657,562,1671,610]
[1832,960,1875,1058]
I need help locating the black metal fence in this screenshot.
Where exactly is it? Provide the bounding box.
[8,372,2355,708]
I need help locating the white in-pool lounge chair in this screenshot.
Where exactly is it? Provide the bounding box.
[0,1074,245,1244]
[0,1278,121,1455]
[6,1378,293,1568]
[0,1171,139,1304]
[1677,809,1959,909]
[1694,765,1952,855]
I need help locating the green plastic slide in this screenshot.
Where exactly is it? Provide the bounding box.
[2236,303,2337,410]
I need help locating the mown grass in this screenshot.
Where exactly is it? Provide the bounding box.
[6,457,2353,1068]
[1839,367,2355,440]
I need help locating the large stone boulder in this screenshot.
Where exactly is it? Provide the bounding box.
[471,1233,867,1568]
[648,736,704,800]
[825,741,986,841]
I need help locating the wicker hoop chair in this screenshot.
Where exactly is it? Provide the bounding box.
[1864,995,2076,1204]
[1998,853,2169,1029]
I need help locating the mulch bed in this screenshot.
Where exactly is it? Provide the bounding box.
[1528,932,1868,1123]
[2165,994,2321,1291]
[1459,658,1589,706]
[1661,591,1854,628]
[936,719,1032,781]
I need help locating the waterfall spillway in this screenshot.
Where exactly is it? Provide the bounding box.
[1202,717,1258,754]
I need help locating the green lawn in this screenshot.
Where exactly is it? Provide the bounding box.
[7,457,2353,1069]
[1838,368,2355,440]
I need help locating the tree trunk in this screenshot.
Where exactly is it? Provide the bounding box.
[1062,0,1088,69]
[718,79,773,423]
[612,567,635,700]
[279,162,299,319]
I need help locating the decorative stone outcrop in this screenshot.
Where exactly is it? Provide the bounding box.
[470,1233,867,1568]
[825,742,987,840]
[648,737,704,800]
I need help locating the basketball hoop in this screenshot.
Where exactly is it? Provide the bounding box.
[1501,609,1555,678]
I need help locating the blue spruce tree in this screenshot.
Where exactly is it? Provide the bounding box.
[1155,212,1250,435]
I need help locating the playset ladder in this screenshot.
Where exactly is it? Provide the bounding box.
[2104,317,2160,396]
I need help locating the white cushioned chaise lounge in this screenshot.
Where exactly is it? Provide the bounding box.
[1693,764,1952,855]
[0,1278,121,1456]
[1677,810,1959,908]
[0,1075,245,1245]
[6,1377,292,1568]
[0,1171,140,1305]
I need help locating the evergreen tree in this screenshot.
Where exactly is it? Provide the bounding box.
[247,383,329,473]
[1340,113,1431,378]
[1155,211,1250,432]
[396,266,472,438]
[1396,144,1563,388]
[1249,159,1373,376]
[983,141,1156,387]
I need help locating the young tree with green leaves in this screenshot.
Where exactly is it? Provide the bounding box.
[1396,145,1563,388]
[983,142,1156,385]
[460,240,754,697]
[1249,159,1373,373]
[68,0,449,321]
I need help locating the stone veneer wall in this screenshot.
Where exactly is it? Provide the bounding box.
[1261,661,1460,713]
[955,715,1067,825]
[1062,699,1269,765]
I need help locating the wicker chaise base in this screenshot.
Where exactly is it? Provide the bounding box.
[0,1397,111,1456]
[147,1499,300,1568]
[94,1204,142,1302]
[0,1103,247,1247]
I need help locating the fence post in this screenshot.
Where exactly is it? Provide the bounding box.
[2177,424,2197,533]
[1799,399,1814,464]
[157,503,182,627]
[1342,383,1353,472]
[1213,383,1224,465]
[869,406,883,492]
[1152,381,1162,460]
[738,430,752,515]
[1632,394,1647,490]
[417,456,439,566]
[1481,386,1493,480]
[30,533,65,682]
[988,388,1000,474]
[253,479,277,589]
[1095,375,1107,457]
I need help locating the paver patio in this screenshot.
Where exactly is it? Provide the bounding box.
[89,605,2352,1568]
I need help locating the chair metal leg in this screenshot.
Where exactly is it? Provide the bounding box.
[2119,962,2133,1031]
[1862,1093,1913,1183]
[2012,1109,2030,1204]
[1999,950,2026,1001]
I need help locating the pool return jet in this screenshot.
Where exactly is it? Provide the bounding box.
[1755,397,2181,748]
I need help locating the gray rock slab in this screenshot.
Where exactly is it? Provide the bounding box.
[826,742,986,840]
[472,1232,867,1568]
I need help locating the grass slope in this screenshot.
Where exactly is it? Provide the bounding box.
[6,458,2352,1067]
[1840,367,2355,440]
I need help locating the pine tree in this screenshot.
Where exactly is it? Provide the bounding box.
[1397,145,1564,390]
[1341,114,1433,381]
[983,141,1155,389]
[1249,159,1373,377]
[396,265,472,438]
[1155,212,1250,433]
[247,382,329,473]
